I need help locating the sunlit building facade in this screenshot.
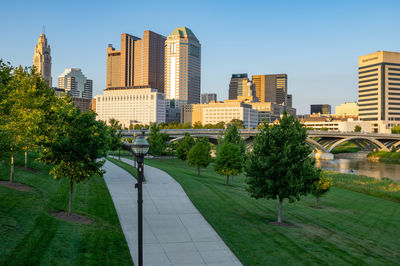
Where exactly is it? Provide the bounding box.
[33,32,52,87]
[58,68,93,99]
[165,27,201,108]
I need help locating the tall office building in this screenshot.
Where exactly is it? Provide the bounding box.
[252,74,287,104]
[58,68,93,99]
[106,31,165,91]
[33,32,52,87]
[358,51,400,125]
[310,104,331,115]
[228,74,255,100]
[201,93,217,104]
[165,27,201,108]
[286,94,293,108]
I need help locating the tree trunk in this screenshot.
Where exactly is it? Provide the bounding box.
[197,166,200,177]
[24,151,28,169]
[315,196,319,209]
[277,197,283,223]
[226,175,230,185]
[68,179,74,216]
[10,155,14,183]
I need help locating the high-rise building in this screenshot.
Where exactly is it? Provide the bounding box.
[252,74,287,104]
[94,87,166,127]
[106,31,165,91]
[358,51,400,126]
[310,104,331,115]
[33,32,52,87]
[165,27,201,108]
[58,68,93,99]
[228,74,255,100]
[286,94,293,108]
[335,102,359,117]
[201,93,217,104]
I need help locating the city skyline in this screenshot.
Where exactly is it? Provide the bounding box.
[1,0,400,114]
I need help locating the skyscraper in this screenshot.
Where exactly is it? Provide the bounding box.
[106,31,165,91]
[58,68,93,99]
[358,51,400,125]
[252,74,287,104]
[165,27,201,108]
[33,31,52,87]
[134,31,165,92]
[228,74,255,100]
[201,93,217,104]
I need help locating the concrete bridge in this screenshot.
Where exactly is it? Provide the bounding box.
[121,129,400,152]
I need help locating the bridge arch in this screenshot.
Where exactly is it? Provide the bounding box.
[306,138,328,152]
[328,137,389,152]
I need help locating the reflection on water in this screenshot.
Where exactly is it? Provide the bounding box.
[316,158,400,181]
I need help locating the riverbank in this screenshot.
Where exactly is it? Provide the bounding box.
[367,151,400,163]
[143,158,400,265]
[334,151,369,159]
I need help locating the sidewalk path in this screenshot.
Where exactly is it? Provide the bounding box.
[103,157,242,266]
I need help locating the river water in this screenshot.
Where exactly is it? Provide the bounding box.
[316,158,400,181]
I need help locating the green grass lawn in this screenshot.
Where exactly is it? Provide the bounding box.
[325,170,400,202]
[331,141,361,154]
[0,153,133,265]
[107,156,138,180]
[144,158,400,265]
[368,151,400,163]
[108,150,132,157]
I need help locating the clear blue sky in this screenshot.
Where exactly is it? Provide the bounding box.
[1,0,399,114]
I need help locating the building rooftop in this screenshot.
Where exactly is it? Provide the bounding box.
[169,27,198,41]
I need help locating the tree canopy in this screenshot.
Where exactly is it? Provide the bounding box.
[38,102,110,215]
[176,133,195,160]
[187,141,211,176]
[245,113,320,223]
[214,142,243,185]
[148,123,169,156]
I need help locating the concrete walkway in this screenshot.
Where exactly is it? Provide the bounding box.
[103,157,242,266]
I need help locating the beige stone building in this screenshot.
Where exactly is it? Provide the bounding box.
[335,102,359,117]
[33,32,52,87]
[94,87,165,127]
[358,51,400,132]
[181,100,258,128]
[165,27,201,108]
[106,31,165,92]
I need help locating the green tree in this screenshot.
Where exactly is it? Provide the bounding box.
[108,118,122,160]
[215,121,225,129]
[148,123,170,156]
[229,119,245,129]
[311,174,333,208]
[176,133,195,160]
[245,113,320,224]
[221,124,246,154]
[0,64,57,181]
[129,124,134,130]
[354,125,361,132]
[391,125,400,134]
[214,142,243,185]
[38,103,109,216]
[182,122,192,129]
[193,121,203,129]
[187,141,211,176]
[320,127,329,131]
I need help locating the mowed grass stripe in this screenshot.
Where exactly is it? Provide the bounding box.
[144,158,400,265]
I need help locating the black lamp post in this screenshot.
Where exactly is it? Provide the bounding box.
[132,127,150,266]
